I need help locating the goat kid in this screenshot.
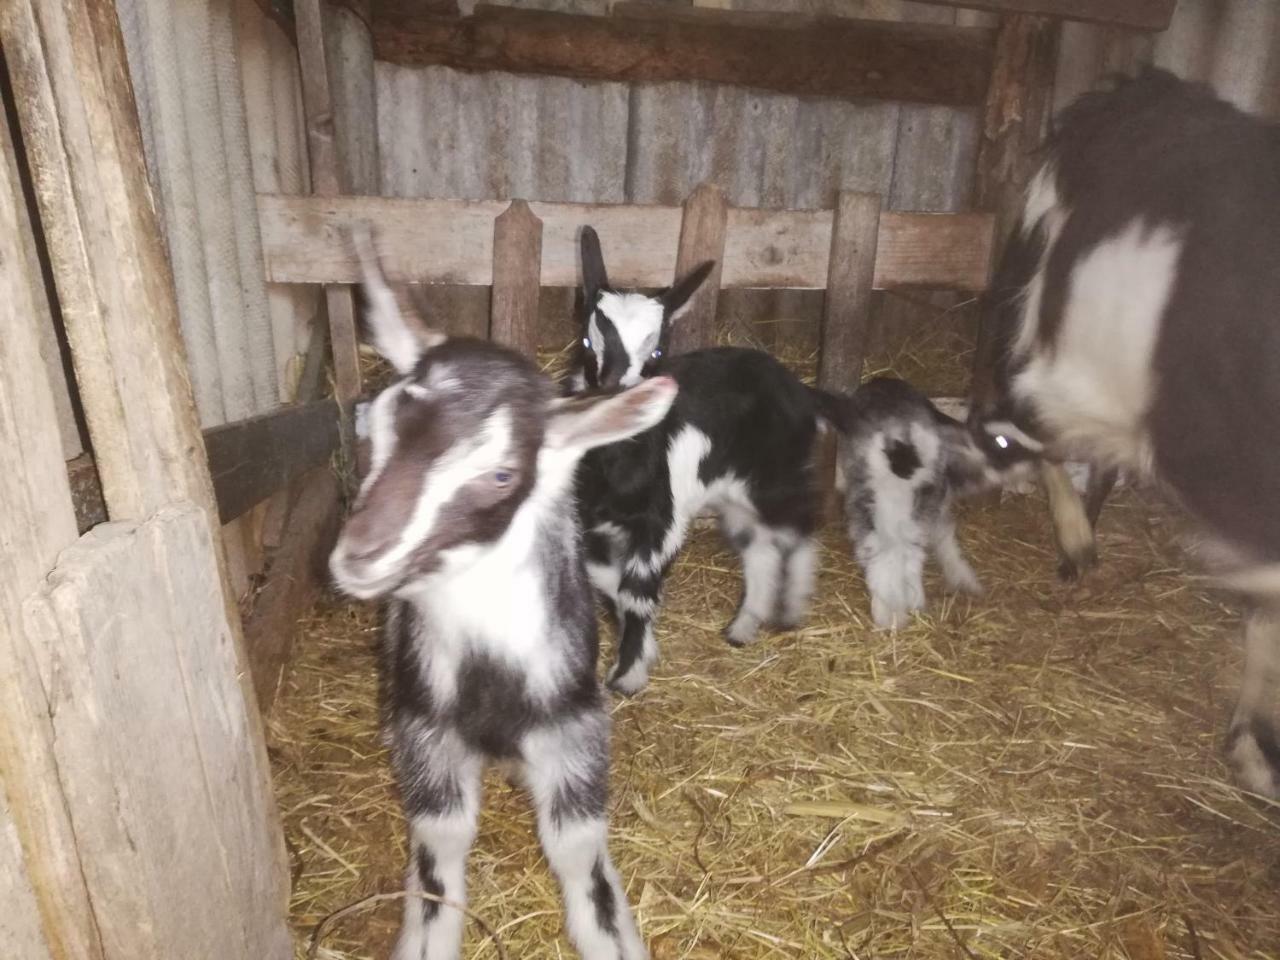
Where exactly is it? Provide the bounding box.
[330,227,674,959]
[569,226,823,694]
[820,377,1007,629]
[968,69,1280,798]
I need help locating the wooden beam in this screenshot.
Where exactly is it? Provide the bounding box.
[671,182,728,354]
[258,194,997,292]
[295,0,362,408]
[203,400,341,524]
[68,401,343,533]
[371,3,996,108]
[489,200,542,358]
[907,0,1173,32]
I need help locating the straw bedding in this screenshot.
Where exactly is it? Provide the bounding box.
[274,330,1280,959]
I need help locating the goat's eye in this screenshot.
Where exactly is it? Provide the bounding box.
[994,435,1010,450]
[650,347,663,360]
[493,469,515,487]
[582,337,592,349]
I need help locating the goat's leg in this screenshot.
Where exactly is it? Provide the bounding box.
[1084,464,1119,529]
[1226,606,1280,798]
[585,526,624,622]
[391,733,483,960]
[606,558,663,695]
[606,522,673,694]
[722,514,783,647]
[1041,460,1097,580]
[855,523,926,631]
[522,718,647,960]
[777,532,818,631]
[930,507,982,596]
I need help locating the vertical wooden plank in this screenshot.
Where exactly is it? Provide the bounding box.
[817,191,882,392]
[491,200,543,358]
[295,0,362,406]
[0,0,222,523]
[671,181,728,354]
[0,60,101,957]
[816,191,882,518]
[969,12,1059,411]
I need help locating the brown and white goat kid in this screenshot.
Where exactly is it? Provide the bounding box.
[969,70,1280,798]
[330,228,674,959]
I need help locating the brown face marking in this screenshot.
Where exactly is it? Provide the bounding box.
[334,339,551,592]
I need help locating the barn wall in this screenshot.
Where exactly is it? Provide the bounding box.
[116,0,279,428]
[373,0,997,365]
[1053,0,1280,119]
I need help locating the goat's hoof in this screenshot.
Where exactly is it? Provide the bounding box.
[1056,547,1096,582]
[724,615,763,648]
[605,659,650,696]
[1227,720,1280,799]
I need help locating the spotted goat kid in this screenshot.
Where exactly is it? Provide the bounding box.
[569,226,825,694]
[329,227,674,960]
[822,377,1006,629]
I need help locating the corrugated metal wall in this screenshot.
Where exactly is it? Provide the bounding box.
[1055,0,1280,120]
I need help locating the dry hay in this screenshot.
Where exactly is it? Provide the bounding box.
[271,478,1280,960]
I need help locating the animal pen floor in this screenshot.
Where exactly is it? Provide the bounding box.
[271,480,1280,960]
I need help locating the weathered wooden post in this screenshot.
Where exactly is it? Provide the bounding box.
[491,200,544,359]
[671,181,728,354]
[816,190,883,519]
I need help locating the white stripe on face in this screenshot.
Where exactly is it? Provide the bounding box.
[332,403,515,597]
[596,292,664,387]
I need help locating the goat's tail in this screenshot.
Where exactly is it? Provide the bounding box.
[808,386,854,433]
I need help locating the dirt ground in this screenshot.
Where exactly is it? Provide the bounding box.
[271,480,1280,960]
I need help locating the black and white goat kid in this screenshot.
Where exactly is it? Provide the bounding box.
[330,227,673,959]
[570,227,822,694]
[969,69,1280,798]
[823,378,1002,629]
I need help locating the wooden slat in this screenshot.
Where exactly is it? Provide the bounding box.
[372,3,996,107]
[489,200,543,358]
[258,194,996,292]
[671,182,728,354]
[204,399,341,524]
[294,0,362,406]
[909,0,1174,32]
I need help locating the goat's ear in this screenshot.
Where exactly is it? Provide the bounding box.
[348,223,446,375]
[661,260,715,321]
[545,376,677,455]
[580,225,610,304]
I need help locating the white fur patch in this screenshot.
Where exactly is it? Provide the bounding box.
[1014,219,1183,471]
[593,292,665,387]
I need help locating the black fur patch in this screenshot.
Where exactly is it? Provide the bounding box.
[416,845,443,922]
[590,858,619,938]
[886,438,921,479]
